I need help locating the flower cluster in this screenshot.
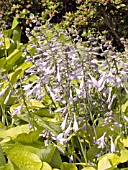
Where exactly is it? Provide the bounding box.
[22,23,128,156]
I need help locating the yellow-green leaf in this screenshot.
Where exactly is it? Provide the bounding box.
[41,162,52,170]
[4,38,10,49]
[0,124,30,142]
[81,167,96,170]
[120,137,128,147]
[30,99,45,108]
[98,156,111,170]
[120,149,128,163]
[11,17,19,30]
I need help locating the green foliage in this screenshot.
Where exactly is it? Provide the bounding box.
[0,16,128,170]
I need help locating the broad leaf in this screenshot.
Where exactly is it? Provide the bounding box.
[34,115,61,135]
[98,156,111,170]
[81,167,96,170]
[120,137,128,147]
[61,162,78,170]
[32,109,55,118]
[0,124,30,142]
[0,145,6,167]
[11,17,19,30]
[41,162,52,170]
[5,143,42,170]
[6,49,22,71]
[16,130,42,144]
[120,149,128,163]
[37,145,62,168]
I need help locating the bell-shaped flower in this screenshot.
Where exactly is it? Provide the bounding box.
[109,136,115,153]
[61,114,68,130]
[73,114,78,132]
[95,132,106,149]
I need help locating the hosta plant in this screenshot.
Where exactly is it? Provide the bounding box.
[0,19,128,169]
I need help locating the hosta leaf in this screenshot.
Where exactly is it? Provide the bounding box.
[81,167,96,170]
[10,69,22,85]
[0,163,15,170]
[18,62,33,76]
[12,26,21,42]
[37,145,62,168]
[120,137,128,147]
[98,156,111,170]
[120,149,128,163]
[105,153,120,167]
[32,109,55,118]
[5,143,42,170]
[122,100,128,113]
[98,153,120,170]
[41,162,52,170]
[4,38,10,49]
[0,58,6,68]
[6,49,22,71]
[11,17,19,30]
[0,124,30,142]
[87,145,101,161]
[0,145,6,166]
[61,162,78,170]
[16,130,42,144]
[30,99,45,108]
[34,115,61,135]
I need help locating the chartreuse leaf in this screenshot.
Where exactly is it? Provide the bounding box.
[120,137,128,147]
[37,145,62,168]
[98,156,111,170]
[9,69,22,85]
[16,130,42,144]
[0,58,6,68]
[0,124,30,142]
[122,100,128,112]
[61,162,78,170]
[0,162,15,170]
[5,143,42,170]
[4,38,10,49]
[81,167,96,170]
[98,153,120,170]
[0,145,6,166]
[11,17,19,30]
[30,99,45,108]
[120,149,128,163]
[41,162,52,170]
[17,62,33,76]
[6,49,22,71]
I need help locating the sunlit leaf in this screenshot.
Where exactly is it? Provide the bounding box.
[30,99,45,108]
[16,130,42,144]
[0,145,6,167]
[120,149,128,163]
[11,17,19,30]
[0,124,30,142]
[4,38,10,49]
[98,156,111,170]
[120,137,128,147]
[81,167,96,170]
[41,162,52,170]
[5,143,42,170]
[61,162,78,170]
